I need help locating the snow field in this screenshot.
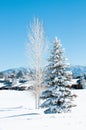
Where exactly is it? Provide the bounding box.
[0,90,86,130]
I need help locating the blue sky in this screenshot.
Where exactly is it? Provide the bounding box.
[0,0,86,71]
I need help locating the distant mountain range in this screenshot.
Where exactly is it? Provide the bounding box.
[1,65,86,77]
[2,67,29,75]
[68,65,86,77]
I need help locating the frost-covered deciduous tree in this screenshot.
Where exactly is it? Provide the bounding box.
[40,37,74,114]
[26,18,48,109]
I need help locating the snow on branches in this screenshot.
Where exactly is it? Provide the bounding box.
[40,37,75,114]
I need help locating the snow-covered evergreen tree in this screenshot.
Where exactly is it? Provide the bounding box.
[40,37,74,114]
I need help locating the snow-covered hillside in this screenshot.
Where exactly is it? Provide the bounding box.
[1,65,86,90]
[0,90,86,130]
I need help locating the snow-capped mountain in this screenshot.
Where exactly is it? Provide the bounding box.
[2,67,29,75]
[1,65,86,77]
[68,65,86,77]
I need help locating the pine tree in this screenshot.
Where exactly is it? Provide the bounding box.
[40,37,74,114]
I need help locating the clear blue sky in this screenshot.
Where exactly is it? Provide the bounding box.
[0,0,86,71]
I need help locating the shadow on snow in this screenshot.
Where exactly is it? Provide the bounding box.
[0,112,39,119]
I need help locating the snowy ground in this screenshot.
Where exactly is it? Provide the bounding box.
[0,89,86,130]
